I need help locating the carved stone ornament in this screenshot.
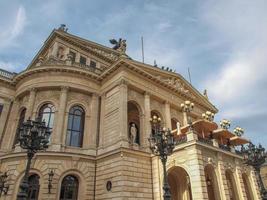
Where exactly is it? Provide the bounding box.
[156,76,195,98]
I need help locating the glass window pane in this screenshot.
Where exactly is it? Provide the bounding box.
[60,175,79,200]
[72,116,81,131]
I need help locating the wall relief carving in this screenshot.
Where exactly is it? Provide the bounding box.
[156,76,196,99]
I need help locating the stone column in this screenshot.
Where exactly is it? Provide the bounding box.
[164,101,171,129]
[118,80,128,145]
[84,93,99,149]
[25,88,37,120]
[144,92,151,149]
[0,99,12,141]
[52,86,68,149]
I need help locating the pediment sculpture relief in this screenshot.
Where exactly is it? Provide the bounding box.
[156,76,196,99]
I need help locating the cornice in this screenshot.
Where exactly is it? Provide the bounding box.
[99,59,217,112]
[13,65,102,84]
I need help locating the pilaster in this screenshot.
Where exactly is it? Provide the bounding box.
[164,101,171,129]
[52,86,68,150]
[0,99,12,141]
[144,92,151,149]
[99,93,106,148]
[187,145,208,200]
[235,162,246,200]
[118,79,128,144]
[1,100,20,151]
[85,93,99,149]
[25,87,37,120]
[217,154,229,200]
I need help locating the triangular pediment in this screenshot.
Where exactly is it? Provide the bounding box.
[27,29,122,71]
[103,59,217,113]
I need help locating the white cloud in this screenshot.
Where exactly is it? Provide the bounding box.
[201,0,267,120]
[0,5,27,48]
[0,61,20,72]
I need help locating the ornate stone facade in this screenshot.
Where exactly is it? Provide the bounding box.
[0,28,262,200]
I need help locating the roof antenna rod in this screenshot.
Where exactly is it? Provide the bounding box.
[141,36,144,63]
[188,67,192,85]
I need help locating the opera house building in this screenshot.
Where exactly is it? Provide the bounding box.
[0,26,262,199]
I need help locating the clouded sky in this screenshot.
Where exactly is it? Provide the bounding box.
[0,0,266,146]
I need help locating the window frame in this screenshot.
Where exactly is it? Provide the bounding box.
[66,105,85,147]
[60,175,79,200]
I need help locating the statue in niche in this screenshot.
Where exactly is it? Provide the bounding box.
[129,123,139,145]
[176,121,181,135]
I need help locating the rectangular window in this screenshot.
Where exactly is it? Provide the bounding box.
[79,56,86,65]
[69,51,76,63]
[90,60,96,68]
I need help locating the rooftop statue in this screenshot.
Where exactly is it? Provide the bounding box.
[109,38,127,53]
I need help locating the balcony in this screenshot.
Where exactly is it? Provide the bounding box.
[0,69,16,79]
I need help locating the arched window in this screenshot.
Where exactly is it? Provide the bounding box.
[66,106,85,147]
[60,175,79,200]
[38,103,55,133]
[14,108,26,146]
[27,174,40,200]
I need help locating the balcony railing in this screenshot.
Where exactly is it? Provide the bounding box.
[198,136,213,146]
[219,144,231,152]
[0,69,16,79]
[175,136,187,145]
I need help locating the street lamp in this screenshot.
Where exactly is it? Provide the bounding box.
[220,119,231,130]
[241,142,267,199]
[181,100,194,131]
[202,111,215,122]
[17,118,51,200]
[233,127,244,137]
[148,115,175,200]
[0,172,9,196]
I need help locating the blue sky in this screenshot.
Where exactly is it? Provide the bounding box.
[0,0,266,146]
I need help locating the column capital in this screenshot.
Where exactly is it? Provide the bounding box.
[92,92,99,98]
[164,100,170,105]
[119,79,128,86]
[144,91,151,97]
[28,87,37,93]
[60,86,69,92]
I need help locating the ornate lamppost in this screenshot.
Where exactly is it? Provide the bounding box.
[241,142,267,199]
[180,100,194,131]
[233,126,244,137]
[148,115,175,200]
[0,172,9,196]
[220,119,231,130]
[202,111,215,122]
[17,118,51,200]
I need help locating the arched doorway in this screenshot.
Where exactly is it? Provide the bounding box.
[168,166,192,200]
[128,101,141,145]
[242,173,253,200]
[204,165,221,200]
[225,170,239,200]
